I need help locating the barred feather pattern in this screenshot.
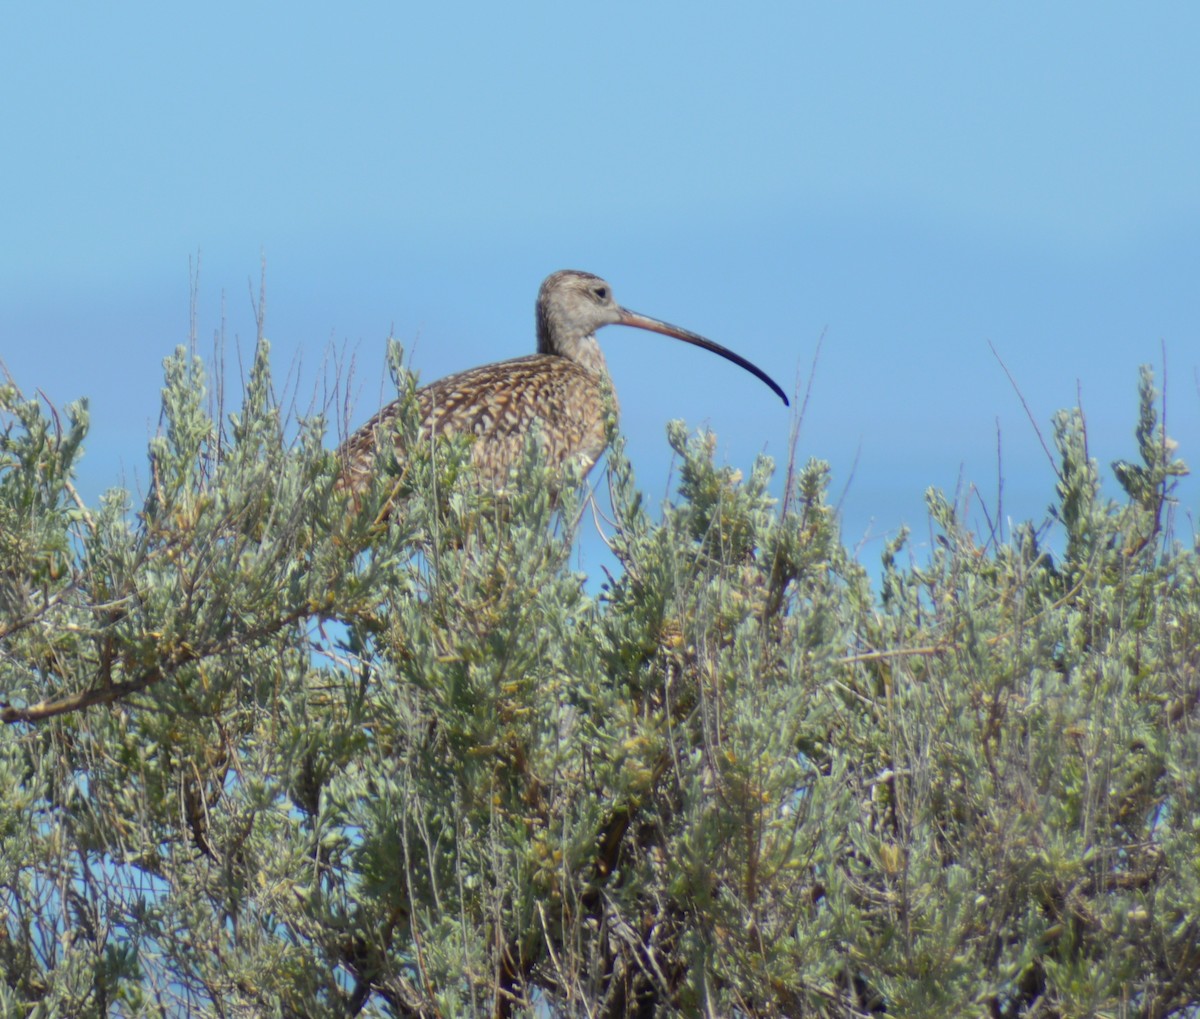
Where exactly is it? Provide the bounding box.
[338,352,615,496]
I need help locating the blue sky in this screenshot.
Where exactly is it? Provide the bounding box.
[2,4,1197,573]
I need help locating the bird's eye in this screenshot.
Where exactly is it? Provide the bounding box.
[594,287,608,301]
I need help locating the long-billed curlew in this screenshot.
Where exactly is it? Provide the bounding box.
[338,270,788,496]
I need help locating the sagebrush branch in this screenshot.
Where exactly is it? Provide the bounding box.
[0,666,167,724]
[1,606,311,724]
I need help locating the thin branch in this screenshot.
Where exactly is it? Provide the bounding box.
[836,645,948,665]
[1,662,169,724]
[64,478,96,534]
[987,339,1060,480]
[781,328,824,519]
[0,587,71,641]
[1,606,310,725]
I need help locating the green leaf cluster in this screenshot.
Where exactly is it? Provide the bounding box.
[1,351,1197,1018]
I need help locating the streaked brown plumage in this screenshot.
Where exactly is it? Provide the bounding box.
[338,270,788,496]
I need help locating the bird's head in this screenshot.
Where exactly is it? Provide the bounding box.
[536,270,622,357]
[535,269,790,405]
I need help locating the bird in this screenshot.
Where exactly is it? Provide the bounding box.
[338,270,789,497]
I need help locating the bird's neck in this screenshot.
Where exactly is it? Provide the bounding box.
[538,327,610,380]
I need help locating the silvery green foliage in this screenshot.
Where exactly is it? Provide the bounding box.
[0,353,1197,1017]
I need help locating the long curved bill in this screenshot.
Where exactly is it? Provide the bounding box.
[616,307,790,406]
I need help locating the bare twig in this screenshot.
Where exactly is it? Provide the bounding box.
[987,339,1059,479]
[780,328,823,518]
